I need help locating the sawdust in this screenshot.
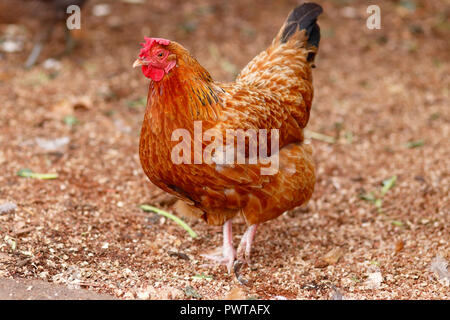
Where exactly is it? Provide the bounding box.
[0,0,448,299]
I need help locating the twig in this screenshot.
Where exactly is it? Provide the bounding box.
[304,130,336,144]
[13,227,35,237]
[78,282,101,287]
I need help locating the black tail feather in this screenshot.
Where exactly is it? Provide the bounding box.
[281,3,323,48]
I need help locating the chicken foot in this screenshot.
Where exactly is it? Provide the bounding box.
[202,221,258,285]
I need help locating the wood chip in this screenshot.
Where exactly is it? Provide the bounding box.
[316,248,344,267]
[322,248,344,265]
[13,227,35,237]
[394,240,404,253]
[224,287,247,300]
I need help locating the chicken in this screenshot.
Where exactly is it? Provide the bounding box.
[0,0,88,68]
[134,3,322,282]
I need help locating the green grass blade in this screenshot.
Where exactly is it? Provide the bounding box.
[405,140,424,149]
[381,175,397,196]
[17,169,58,180]
[140,204,198,238]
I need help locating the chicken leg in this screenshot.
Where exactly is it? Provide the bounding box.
[202,222,258,285]
[201,219,236,273]
[234,224,258,285]
[236,224,258,265]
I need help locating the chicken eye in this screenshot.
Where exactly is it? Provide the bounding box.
[157,52,164,58]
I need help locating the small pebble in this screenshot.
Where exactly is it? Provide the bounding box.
[93,4,111,17]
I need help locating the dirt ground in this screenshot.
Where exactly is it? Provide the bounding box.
[0,0,448,300]
[0,278,114,300]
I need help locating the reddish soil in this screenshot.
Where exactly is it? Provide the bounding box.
[0,0,448,299]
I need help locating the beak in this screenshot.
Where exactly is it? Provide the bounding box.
[133,58,148,68]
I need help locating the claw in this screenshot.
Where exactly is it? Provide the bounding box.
[233,260,250,286]
[201,222,258,285]
[201,252,235,274]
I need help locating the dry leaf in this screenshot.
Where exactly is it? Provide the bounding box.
[224,287,246,300]
[51,100,74,118]
[395,240,404,253]
[0,202,17,215]
[0,252,13,262]
[72,96,92,111]
[322,248,344,265]
[365,272,383,289]
[429,256,449,286]
[314,259,329,268]
[35,137,70,152]
[174,200,204,219]
[330,286,346,300]
[51,96,92,119]
[136,285,184,300]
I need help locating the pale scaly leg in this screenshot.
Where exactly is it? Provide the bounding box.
[201,219,236,273]
[237,224,258,265]
[233,224,258,285]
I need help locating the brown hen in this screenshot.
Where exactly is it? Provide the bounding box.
[134,3,322,282]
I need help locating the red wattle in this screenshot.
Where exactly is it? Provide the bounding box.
[142,66,165,81]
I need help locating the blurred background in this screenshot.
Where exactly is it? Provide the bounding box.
[0,0,448,299]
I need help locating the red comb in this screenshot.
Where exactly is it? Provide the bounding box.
[139,37,171,58]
